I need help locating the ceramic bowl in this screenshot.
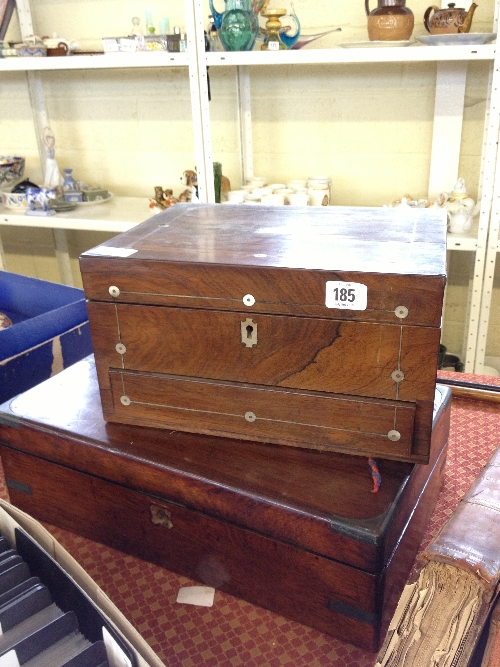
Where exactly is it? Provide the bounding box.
[0,157,25,189]
[1,190,28,210]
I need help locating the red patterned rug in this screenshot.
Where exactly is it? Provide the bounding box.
[1,373,499,667]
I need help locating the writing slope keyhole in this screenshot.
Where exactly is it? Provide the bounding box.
[241,318,258,348]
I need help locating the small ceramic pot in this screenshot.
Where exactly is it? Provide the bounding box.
[227,190,246,204]
[251,187,273,197]
[15,43,47,57]
[287,192,309,206]
[287,180,307,190]
[448,212,473,234]
[261,194,285,206]
[47,42,69,56]
[309,188,330,206]
[1,191,28,209]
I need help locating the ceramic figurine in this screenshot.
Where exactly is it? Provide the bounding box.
[149,186,178,211]
[131,17,144,36]
[179,169,199,202]
[439,178,480,234]
[25,187,57,216]
[424,3,478,34]
[42,127,62,189]
[61,168,83,202]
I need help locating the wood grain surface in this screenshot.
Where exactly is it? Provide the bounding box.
[0,359,451,650]
[80,205,446,327]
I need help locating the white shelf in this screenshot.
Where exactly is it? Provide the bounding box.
[205,44,496,67]
[0,196,151,232]
[0,51,189,72]
[2,196,481,248]
[446,222,481,251]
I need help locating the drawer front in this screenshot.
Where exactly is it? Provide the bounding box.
[87,302,440,403]
[108,370,415,458]
[1,446,382,651]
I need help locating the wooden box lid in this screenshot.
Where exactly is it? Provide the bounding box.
[80,204,447,327]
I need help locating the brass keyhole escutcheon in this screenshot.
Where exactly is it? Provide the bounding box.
[150,504,173,529]
[241,318,258,348]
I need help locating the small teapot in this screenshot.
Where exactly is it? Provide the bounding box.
[424,3,478,34]
[439,178,479,234]
[42,35,78,56]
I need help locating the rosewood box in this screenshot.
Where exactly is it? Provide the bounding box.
[81,204,446,463]
[80,204,447,463]
[0,356,451,651]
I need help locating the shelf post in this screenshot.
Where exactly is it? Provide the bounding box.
[236,66,253,184]
[185,0,215,203]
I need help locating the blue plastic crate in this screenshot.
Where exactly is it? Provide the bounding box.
[0,272,93,403]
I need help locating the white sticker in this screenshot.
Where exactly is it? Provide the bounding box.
[268,41,280,50]
[0,651,20,667]
[176,586,215,607]
[102,38,120,52]
[325,281,367,311]
[87,246,138,257]
[102,626,132,667]
[119,38,137,52]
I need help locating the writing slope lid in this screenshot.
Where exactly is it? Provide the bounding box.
[82,204,447,275]
[80,204,447,325]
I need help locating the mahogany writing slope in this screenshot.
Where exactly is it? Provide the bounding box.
[0,357,451,651]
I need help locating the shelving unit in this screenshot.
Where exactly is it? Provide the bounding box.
[1,0,499,372]
[196,11,500,373]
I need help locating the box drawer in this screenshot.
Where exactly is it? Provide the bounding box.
[107,369,415,458]
[88,302,440,403]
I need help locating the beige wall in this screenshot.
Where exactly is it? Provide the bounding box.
[1,0,498,360]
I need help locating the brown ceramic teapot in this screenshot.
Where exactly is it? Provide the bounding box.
[365,0,414,41]
[424,3,478,34]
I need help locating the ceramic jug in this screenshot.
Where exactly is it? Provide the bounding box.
[365,0,414,41]
[424,3,478,34]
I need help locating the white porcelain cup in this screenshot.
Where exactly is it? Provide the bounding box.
[268,183,286,192]
[252,187,272,198]
[262,194,285,206]
[246,176,268,188]
[287,180,307,190]
[244,192,262,203]
[308,176,332,203]
[309,188,330,206]
[287,192,309,206]
[227,189,246,203]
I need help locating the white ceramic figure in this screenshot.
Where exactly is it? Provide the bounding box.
[42,127,62,189]
[440,178,480,234]
[131,17,144,36]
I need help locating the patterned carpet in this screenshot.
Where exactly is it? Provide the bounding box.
[1,372,499,667]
